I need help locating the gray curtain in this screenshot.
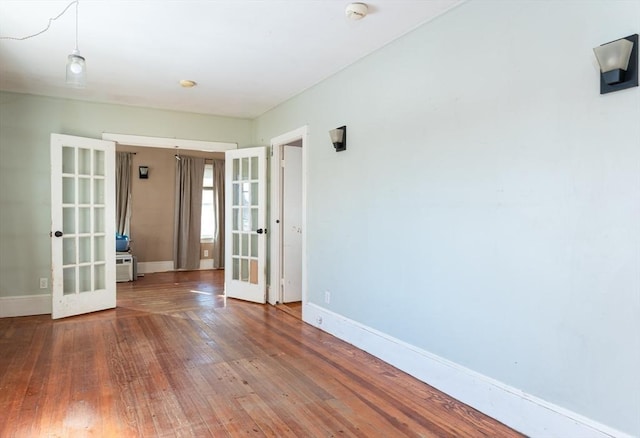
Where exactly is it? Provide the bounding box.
[115,152,133,236]
[173,156,205,270]
[212,159,225,269]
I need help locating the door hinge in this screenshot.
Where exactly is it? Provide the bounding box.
[281,159,285,168]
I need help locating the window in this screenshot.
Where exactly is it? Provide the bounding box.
[201,163,215,240]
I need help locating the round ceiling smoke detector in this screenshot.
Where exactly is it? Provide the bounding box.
[345,2,368,20]
[179,79,197,88]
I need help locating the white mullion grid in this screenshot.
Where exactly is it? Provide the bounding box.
[93,149,105,274]
[60,198,75,295]
[89,146,95,292]
[242,158,250,283]
[249,156,257,265]
[250,174,258,265]
[233,167,241,279]
[74,146,80,294]
[247,157,260,283]
[77,176,92,293]
[243,173,251,282]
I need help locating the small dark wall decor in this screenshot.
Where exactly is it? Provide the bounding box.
[139,166,149,179]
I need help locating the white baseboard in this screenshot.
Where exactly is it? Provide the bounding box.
[302,303,633,438]
[199,259,214,270]
[137,261,174,274]
[0,294,51,317]
[138,260,218,274]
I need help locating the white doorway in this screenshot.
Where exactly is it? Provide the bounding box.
[269,127,308,310]
[101,133,236,275]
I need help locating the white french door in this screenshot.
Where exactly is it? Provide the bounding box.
[224,147,267,303]
[50,134,116,319]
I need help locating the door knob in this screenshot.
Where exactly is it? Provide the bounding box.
[53,231,63,237]
[256,228,267,234]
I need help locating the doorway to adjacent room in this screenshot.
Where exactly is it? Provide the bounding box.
[269,126,308,321]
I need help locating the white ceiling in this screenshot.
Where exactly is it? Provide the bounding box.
[0,0,463,119]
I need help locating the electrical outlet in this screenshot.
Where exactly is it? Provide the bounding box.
[39,278,48,289]
[204,249,209,257]
[316,316,323,325]
[324,290,330,304]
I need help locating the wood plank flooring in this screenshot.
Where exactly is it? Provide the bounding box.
[0,270,523,437]
[275,301,302,320]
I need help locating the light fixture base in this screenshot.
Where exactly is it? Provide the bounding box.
[602,69,624,85]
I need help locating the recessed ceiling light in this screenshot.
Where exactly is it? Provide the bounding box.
[179,80,197,88]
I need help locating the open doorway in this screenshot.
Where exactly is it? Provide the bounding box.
[269,127,308,320]
[103,133,235,277]
[114,145,225,274]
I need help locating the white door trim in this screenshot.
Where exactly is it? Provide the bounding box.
[101,133,237,152]
[269,126,308,309]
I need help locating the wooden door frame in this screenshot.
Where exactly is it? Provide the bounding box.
[268,126,308,310]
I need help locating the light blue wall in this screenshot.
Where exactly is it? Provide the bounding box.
[253,0,640,435]
[0,92,252,298]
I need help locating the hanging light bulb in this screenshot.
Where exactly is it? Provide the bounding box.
[65,1,86,88]
[66,49,85,87]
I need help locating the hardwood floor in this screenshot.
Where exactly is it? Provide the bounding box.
[275,301,302,320]
[0,270,523,437]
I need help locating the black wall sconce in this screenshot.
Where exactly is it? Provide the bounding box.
[139,166,149,179]
[329,126,347,152]
[593,34,638,94]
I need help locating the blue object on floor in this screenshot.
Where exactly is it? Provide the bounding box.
[116,234,129,252]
